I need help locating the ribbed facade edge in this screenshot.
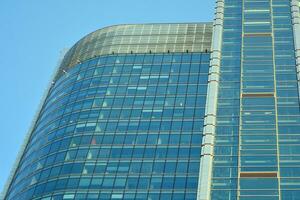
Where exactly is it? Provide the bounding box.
[197,1,224,200]
[291,0,300,100]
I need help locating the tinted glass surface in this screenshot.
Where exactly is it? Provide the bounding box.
[5,53,209,200]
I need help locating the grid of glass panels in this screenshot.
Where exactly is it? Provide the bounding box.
[4,53,209,200]
[211,0,242,199]
[57,23,213,80]
[274,0,300,199]
[239,0,279,199]
[211,0,300,199]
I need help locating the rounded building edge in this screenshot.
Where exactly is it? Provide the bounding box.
[54,22,213,81]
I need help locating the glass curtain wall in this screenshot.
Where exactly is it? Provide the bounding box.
[5,53,210,200]
[211,0,300,199]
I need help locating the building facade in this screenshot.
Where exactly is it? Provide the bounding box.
[199,0,300,199]
[2,1,300,200]
[2,23,213,200]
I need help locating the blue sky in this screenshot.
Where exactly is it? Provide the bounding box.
[0,0,214,191]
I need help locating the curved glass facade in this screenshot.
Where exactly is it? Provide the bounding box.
[4,52,210,200]
[57,23,212,80]
[3,1,300,200]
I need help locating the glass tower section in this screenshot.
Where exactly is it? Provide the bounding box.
[208,0,300,199]
[2,1,300,200]
[2,24,213,200]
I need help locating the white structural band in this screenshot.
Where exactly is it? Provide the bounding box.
[197,0,224,200]
[291,0,300,96]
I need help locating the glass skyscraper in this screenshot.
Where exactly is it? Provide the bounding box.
[2,1,300,200]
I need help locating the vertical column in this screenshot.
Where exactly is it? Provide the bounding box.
[238,0,280,199]
[277,0,300,198]
[291,0,300,90]
[197,1,224,200]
